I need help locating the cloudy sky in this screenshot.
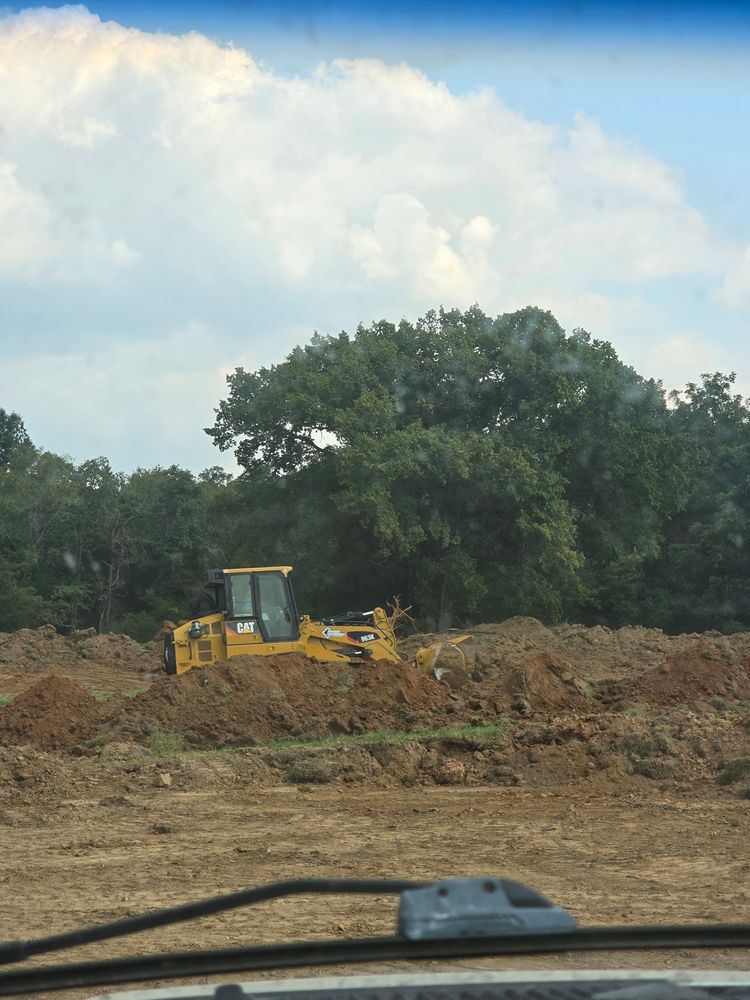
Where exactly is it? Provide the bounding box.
[1,1,749,472]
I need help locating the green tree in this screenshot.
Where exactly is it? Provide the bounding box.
[546,335,694,623]
[0,409,31,468]
[113,465,212,629]
[0,555,49,630]
[207,307,586,626]
[648,372,750,630]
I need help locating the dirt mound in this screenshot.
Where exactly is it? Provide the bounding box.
[475,616,554,641]
[604,643,750,706]
[402,618,750,685]
[151,620,178,649]
[103,654,454,748]
[0,624,159,695]
[505,653,589,712]
[465,652,589,716]
[0,744,97,815]
[0,675,102,750]
[4,628,750,759]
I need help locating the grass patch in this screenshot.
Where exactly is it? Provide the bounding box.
[90,689,114,702]
[286,759,337,784]
[0,693,14,708]
[146,729,185,755]
[333,670,354,694]
[98,743,237,765]
[100,723,509,764]
[624,706,649,718]
[267,722,508,752]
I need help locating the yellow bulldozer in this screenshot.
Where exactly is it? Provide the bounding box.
[164,566,474,682]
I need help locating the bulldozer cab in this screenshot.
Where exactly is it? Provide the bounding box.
[165,566,302,675]
[218,567,300,643]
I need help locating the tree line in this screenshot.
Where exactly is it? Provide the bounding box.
[2,306,749,640]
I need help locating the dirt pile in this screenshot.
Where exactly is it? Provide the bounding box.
[0,657,748,795]
[402,618,750,683]
[103,654,454,747]
[200,703,749,791]
[2,613,750,776]
[0,624,159,695]
[0,675,103,750]
[4,639,750,757]
[602,643,750,706]
[98,643,750,758]
[502,652,589,713]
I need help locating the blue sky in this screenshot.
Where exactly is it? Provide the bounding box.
[0,1,748,471]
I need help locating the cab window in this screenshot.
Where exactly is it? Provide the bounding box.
[227,573,254,618]
[257,572,297,641]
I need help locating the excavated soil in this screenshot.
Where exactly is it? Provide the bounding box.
[602,642,750,706]
[401,617,750,683]
[0,674,103,750]
[0,631,749,768]
[478,651,591,714]
[104,654,452,747]
[0,641,747,805]
[0,624,159,695]
[1,620,750,994]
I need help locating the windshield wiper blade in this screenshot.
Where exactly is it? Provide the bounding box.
[0,878,425,967]
[1,924,750,997]
[2,878,748,998]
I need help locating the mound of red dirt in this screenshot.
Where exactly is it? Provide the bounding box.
[0,624,160,695]
[605,643,750,706]
[7,637,749,756]
[401,618,750,684]
[104,654,454,747]
[471,652,589,714]
[0,675,103,750]
[506,652,590,712]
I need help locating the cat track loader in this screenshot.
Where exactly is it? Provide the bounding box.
[163,566,474,682]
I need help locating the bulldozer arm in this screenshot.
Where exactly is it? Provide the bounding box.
[415,633,477,688]
[299,606,402,664]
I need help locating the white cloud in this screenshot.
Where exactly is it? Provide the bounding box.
[0,161,54,276]
[0,152,139,282]
[644,335,750,398]
[0,323,256,472]
[0,6,740,299]
[0,5,747,468]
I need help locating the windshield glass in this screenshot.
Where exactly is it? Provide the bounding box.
[1,0,749,988]
[227,573,255,618]
[257,573,295,641]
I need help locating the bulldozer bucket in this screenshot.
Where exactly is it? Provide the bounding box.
[415,633,476,688]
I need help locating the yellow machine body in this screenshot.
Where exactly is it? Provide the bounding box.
[164,566,474,680]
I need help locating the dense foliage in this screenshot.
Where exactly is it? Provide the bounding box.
[3,307,750,639]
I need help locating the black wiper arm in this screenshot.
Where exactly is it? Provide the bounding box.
[1,924,750,997]
[0,878,424,967]
[2,878,749,997]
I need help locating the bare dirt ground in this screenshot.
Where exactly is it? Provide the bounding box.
[1,781,748,999]
[0,619,748,997]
